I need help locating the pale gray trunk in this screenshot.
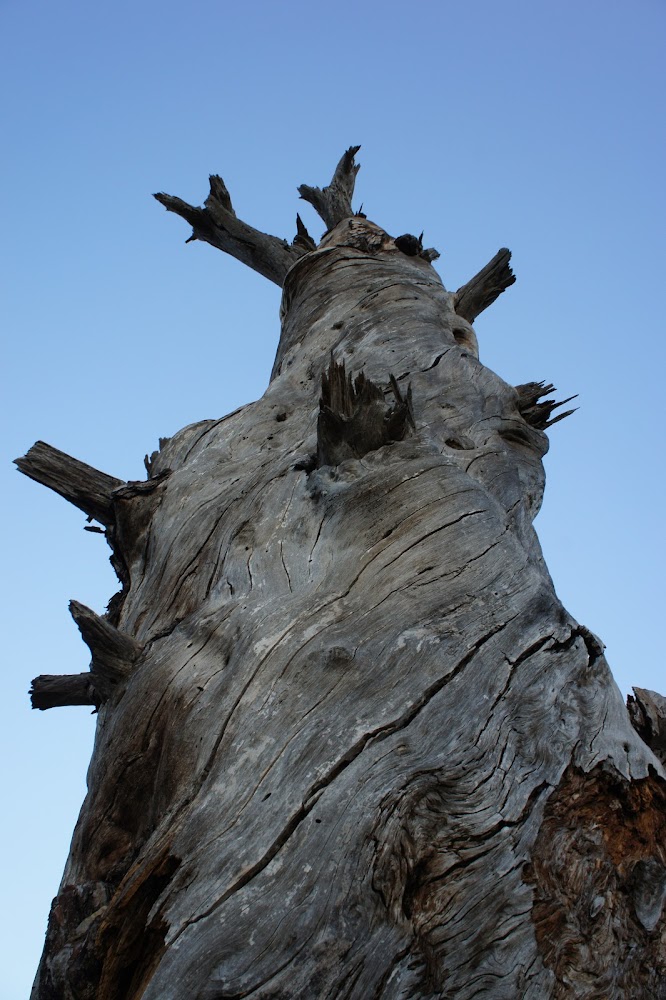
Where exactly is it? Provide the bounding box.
[20,150,666,1000]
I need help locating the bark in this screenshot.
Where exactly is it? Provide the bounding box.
[22,151,665,1000]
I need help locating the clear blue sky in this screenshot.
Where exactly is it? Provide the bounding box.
[2,1,664,995]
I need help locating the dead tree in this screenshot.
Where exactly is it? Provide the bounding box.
[19,149,666,1000]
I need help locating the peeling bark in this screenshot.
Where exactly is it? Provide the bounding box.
[525,764,666,998]
[24,150,665,1000]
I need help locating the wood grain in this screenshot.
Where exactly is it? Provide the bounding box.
[14,440,124,526]
[27,153,665,1000]
[454,247,516,323]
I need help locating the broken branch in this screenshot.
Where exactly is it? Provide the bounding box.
[298,146,361,230]
[454,248,516,323]
[317,359,414,467]
[515,382,578,429]
[15,441,124,526]
[154,175,306,286]
[70,601,142,700]
[30,673,98,711]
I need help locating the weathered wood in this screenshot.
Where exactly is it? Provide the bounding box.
[154,176,306,286]
[298,144,361,230]
[628,687,666,766]
[105,470,173,626]
[111,469,171,501]
[14,441,124,526]
[454,247,516,322]
[30,673,98,710]
[515,381,578,429]
[394,232,423,256]
[393,232,441,264]
[526,762,666,996]
[293,213,317,253]
[317,359,414,466]
[420,245,440,263]
[28,150,665,1000]
[69,600,142,701]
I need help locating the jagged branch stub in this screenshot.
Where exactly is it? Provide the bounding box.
[30,673,98,711]
[515,381,578,429]
[298,145,361,231]
[69,600,142,701]
[14,441,125,526]
[454,248,516,323]
[317,358,414,467]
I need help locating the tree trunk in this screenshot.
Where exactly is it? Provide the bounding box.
[21,149,666,1000]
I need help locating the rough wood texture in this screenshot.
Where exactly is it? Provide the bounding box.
[525,764,666,997]
[154,175,306,286]
[454,247,516,323]
[515,381,578,430]
[28,152,665,1000]
[298,145,361,230]
[317,359,414,466]
[293,212,317,253]
[69,600,142,701]
[14,441,124,526]
[394,233,441,265]
[30,673,98,710]
[628,687,666,766]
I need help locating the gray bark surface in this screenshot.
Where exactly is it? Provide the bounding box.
[21,151,666,1000]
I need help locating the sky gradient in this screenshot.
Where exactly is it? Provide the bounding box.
[2,1,665,995]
